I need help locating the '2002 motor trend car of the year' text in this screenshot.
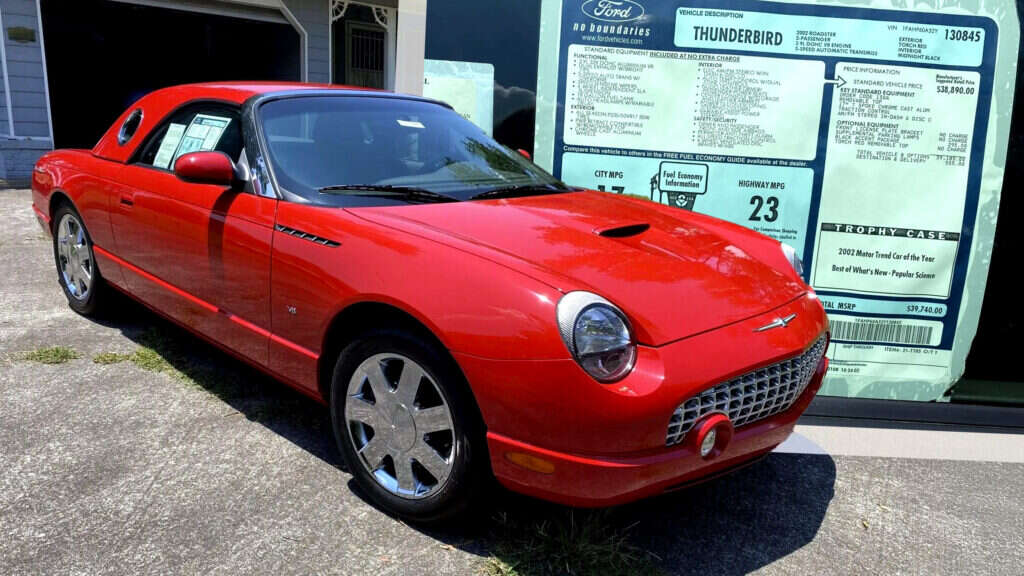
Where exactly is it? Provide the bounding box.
[32,82,829,523]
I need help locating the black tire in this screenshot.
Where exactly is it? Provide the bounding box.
[51,202,107,316]
[330,328,488,524]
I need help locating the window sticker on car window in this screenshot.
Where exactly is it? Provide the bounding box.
[397,119,425,129]
[152,123,187,169]
[173,114,232,163]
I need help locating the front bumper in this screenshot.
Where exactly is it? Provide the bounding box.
[486,355,825,507]
[455,292,828,507]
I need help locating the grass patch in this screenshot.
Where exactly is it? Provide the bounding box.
[130,344,179,376]
[484,509,663,576]
[93,352,132,365]
[127,328,252,400]
[22,346,80,364]
[84,324,322,430]
[94,335,189,380]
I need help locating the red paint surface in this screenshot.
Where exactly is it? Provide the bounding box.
[173,151,236,185]
[31,83,829,506]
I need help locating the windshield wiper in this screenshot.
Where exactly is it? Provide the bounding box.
[318,184,458,204]
[469,184,565,201]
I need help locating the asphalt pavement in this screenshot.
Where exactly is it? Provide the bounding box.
[2,189,1022,575]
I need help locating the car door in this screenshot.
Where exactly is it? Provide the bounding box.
[109,101,276,366]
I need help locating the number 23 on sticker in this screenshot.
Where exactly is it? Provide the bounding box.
[749,195,779,222]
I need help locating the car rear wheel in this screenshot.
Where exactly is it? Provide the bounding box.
[52,203,107,316]
[330,329,486,523]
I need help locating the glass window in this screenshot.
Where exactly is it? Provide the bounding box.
[134,103,243,170]
[258,95,567,207]
[425,0,542,154]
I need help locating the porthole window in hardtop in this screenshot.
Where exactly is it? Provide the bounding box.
[117,109,143,146]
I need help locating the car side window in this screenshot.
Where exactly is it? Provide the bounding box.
[134,103,244,171]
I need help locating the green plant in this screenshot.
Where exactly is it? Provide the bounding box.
[22,346,80,364]
[93,352,132,365]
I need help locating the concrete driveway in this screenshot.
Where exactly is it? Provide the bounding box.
[2,189,1022,575]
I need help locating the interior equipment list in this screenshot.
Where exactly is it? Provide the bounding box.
[543,0,1000,400]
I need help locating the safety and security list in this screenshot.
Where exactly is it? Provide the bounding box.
[536,0,1009,400]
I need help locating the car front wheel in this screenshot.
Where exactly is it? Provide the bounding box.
[52,203,107,316]
[330,329,486,523]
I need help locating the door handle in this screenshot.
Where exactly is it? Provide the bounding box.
[119,195,134,207]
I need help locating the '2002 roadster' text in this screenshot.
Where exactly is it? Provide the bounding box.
[32,82,828,522]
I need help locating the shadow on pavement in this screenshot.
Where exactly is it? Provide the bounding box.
[96,294,836,575]
[401,452,836,575]
[91,293,342,470]
[621,452,836,574]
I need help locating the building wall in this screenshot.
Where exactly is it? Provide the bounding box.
[2,0,48,138]
[0,0,51,186]
[282,0,331,83]
[0,45,10,137]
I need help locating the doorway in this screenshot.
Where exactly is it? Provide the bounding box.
[331,1,396,89]
[346,21,386,88]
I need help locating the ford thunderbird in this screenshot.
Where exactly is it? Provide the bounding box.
[32,82,828,522]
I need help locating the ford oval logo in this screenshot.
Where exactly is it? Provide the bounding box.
[581,0,645,23]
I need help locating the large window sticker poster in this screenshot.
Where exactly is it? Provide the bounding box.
[535,0,1020,401]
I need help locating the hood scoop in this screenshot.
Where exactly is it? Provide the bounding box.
[595,223,650,238]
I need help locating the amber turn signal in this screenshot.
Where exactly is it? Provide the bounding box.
[505,452,556,474]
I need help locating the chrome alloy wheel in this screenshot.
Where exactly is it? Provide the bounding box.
[345,353,456,499]
[56,213,93,301]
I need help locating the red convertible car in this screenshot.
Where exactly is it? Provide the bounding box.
[32,82,828,522]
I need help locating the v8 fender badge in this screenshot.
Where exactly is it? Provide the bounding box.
[754,313,797,332]
[581,0,645,23]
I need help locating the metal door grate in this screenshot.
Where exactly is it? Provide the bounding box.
[347,23,385,89]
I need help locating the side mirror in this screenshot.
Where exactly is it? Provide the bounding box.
[174,151,237,186]
[517,148,532,161]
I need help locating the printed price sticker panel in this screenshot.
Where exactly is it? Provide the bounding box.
[537,0,1010,400]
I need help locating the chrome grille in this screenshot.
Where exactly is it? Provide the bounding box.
[666,335,827,446]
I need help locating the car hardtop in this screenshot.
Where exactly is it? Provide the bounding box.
[92,82,451,164]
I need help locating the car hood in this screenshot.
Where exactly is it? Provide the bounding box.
[352,191,805,345]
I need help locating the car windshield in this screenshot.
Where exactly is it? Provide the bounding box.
[258,95,569,206]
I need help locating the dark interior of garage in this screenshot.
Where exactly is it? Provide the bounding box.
[40,0,300,149]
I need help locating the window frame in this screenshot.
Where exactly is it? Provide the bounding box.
[129,99,246,176]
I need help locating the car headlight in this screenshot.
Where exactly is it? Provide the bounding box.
[781,243,804,277]
[556,292,636,383]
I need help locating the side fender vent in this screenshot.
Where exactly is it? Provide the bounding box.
[596,223,650,238]
[275,225,340,247]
